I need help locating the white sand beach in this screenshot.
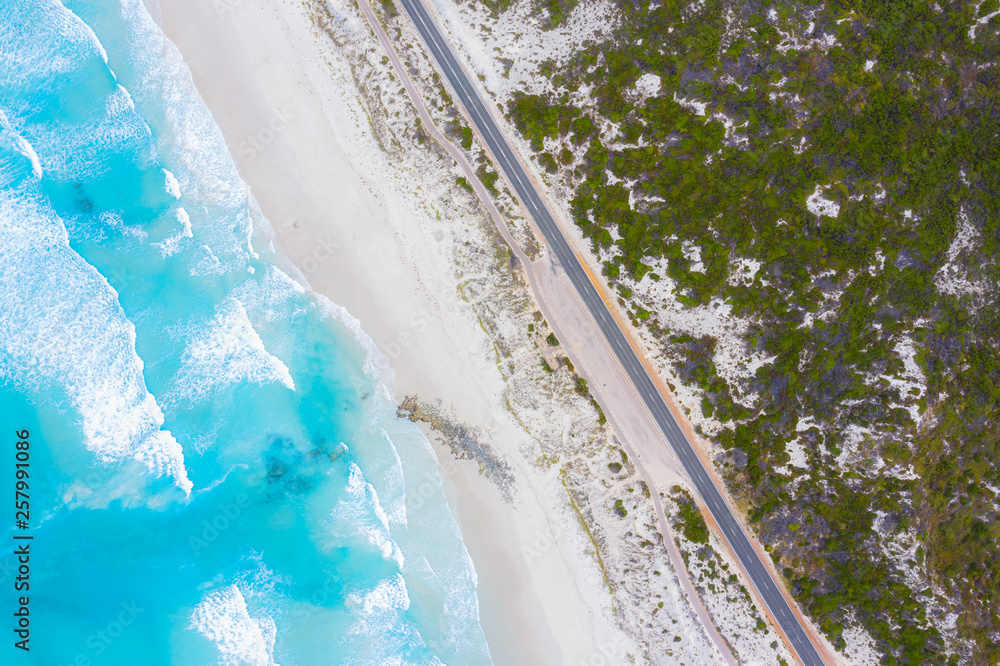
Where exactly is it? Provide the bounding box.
[148,0,801,662]
[152,0,636,662]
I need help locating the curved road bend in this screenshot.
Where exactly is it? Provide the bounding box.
[394,0,827,663]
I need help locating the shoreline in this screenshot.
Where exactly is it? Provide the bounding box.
[153,0,631,662]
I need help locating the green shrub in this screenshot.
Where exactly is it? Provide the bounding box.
[675,493,710,544]
[614,499,627,517]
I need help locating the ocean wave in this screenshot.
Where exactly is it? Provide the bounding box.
[0,0,107,92]
[0,1,493,661]
[345,573,411,621]
[310,282,493,663]
[0,181,192,497]
[163,167,180,198]
[333,463,405,567]
[13,61,152,181]
[232,265,308,327]
[118,0,248,211]
[99,208,148,240]
[169,297,295,404]
[190,585,278,666]
[0,109,42,181]
[190,244,226,276]
[379,428,408,528]
[343,574,442,666]
[0,1,149,184]
[314,293,397,396]
[154,206,192,257]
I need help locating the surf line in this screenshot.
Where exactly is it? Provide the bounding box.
[13,428,31,652]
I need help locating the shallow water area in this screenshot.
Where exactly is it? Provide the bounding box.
[0,0,491,663]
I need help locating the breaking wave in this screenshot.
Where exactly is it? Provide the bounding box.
[0,0,491,663]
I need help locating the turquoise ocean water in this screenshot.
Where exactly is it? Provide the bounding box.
[0,0,491,663]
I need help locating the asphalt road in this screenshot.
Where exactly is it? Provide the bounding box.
[395,0,827,663]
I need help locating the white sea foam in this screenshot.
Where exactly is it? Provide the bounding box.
[85,3,491,658]
[242,208,260,260]
[190,245,226,276]
[0,110,42,180]
[342,574,456,665]
[345,574,411,620]
[119,0,248,211]
[335,463,405,567]
[163,168,181,198]
[176,207,192,233]
[308,291,491,661]
[0,182,191,496]
[343,574,430,663]
[190,585,277,666]
[314,293,396,395]
[380,429,408,528]
[232,265,307,327]
[154,207,193,257]
[0,0,106,91]
[100,209,148,240]
[170,297,295,403]
[16,76,151,179]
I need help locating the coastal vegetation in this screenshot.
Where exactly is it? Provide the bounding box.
[673,486,710,545]
[503,0,1000,662]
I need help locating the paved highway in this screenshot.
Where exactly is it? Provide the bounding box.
[394,0,827,663]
